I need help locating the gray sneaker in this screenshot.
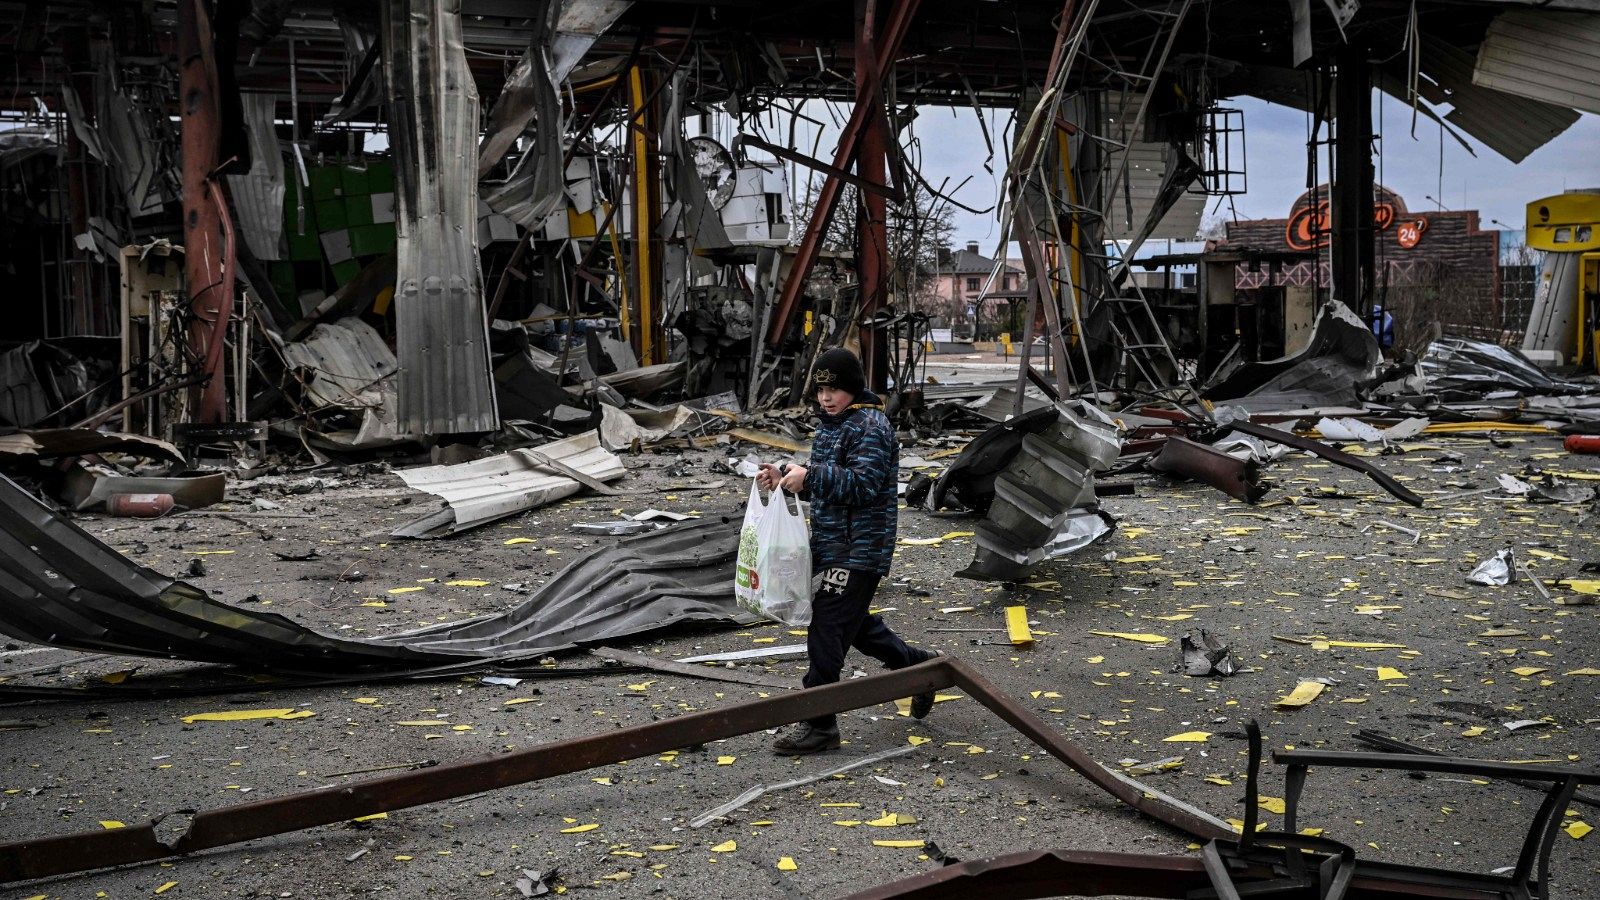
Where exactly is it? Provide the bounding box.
[909,650,944,719]
[772,722,841,756]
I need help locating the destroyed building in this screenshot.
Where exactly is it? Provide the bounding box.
[1,0,1600,897]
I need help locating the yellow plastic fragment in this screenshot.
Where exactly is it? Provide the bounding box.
[445,579,491,587]
[710,840,737,852]
[717,756,736,766]
[1115,554,1163,564]
[396,720,449,726]
[1090,631,1170,644]
[1565,668,1600,676]
[866,812,914,827]
[181,708,313,724]
[561,823,600,834]
[504,537,537,545]
[1567,821,1593,840]
[1511,667,1548,677]
[352,813,388,823]
[872,840,926,848]
[1376,667,1406,681]
[386,587,425,595]
[1163,731,1212,743]
[777,857,798,871]
[820,802,861,808]
[1258,796,1287,814]
[99,820,125,829]
[154,881,179,894]
[1005,606,1034,646]
[1275,681,1326,708]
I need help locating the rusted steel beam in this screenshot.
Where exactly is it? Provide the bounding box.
[839,849,1212,900]
[1224,421,1425,507]
[0,657,1226,884]
[838,844,1518,900]
[177,0,238,424]
[765,0,921,348]
[855,0,891,392]
[944,659,1230,840]
[1147,435,1267,503]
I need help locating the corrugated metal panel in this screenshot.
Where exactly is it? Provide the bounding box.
[1099,95,1206,240]
[1475,10,1600,116]
[384,0,500,436]
[225,94,286,261]
[1421,36,1579,163]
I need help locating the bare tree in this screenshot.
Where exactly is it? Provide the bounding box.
[798,179,957,316]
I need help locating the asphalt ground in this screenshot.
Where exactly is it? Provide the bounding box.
[2,431,1598,899]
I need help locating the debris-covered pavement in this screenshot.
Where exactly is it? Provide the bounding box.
[6,0,1600,895]
[3,419,1598,897]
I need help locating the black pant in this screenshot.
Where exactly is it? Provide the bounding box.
[803,566,928,729]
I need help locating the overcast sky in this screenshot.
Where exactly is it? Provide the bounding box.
[765,93,1600,257]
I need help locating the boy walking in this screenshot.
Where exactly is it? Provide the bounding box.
[756,348,938,755]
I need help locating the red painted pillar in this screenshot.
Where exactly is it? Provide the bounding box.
[855,0,891,393]
[177,0,236,423]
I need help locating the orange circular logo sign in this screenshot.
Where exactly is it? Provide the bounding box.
[1396,218,1428,249]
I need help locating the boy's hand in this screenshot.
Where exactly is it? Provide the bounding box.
[755,463,782,491]
[778,465,807,493]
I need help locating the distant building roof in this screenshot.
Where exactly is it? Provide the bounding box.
[943,241,1022,276]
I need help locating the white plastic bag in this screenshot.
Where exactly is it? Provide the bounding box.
[734,480,768,612]
[734,481,812,625]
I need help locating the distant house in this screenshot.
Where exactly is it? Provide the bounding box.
[924,241,1025,339]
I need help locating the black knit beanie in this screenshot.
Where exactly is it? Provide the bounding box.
[811,348,865,398]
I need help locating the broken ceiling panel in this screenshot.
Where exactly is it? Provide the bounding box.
[225,93,286,261]
[322,19,385,125]
[394,431,627,537]
[1419,35,1579,163]
[1099,93,1207,241]
[383,0,500,436]
[1474,10,1600,116]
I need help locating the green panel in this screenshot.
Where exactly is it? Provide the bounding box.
[309,166,343,201]
[314,200,347,233]
[331,258,362,286]
[286,223,322,262]
[268,261,296,300]
[340,165,370,197]
[366,159,395,193]
[345,195,374,228]
[349,222,397,258]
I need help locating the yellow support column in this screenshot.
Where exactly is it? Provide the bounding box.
[627,65,663,366]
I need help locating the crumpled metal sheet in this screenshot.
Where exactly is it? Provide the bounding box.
[478,0,630,177]
[274,317,402,445]
[932,402,1121,581]
[323,19,385,125]
[394,431,626,537]
[1203,301,1380,410]
[1422,337,1593,396]
[0,473,747,672]
[224,93,286,261]
[0,428,184,464]
[384,0,500,436]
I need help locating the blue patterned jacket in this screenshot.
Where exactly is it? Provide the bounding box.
[801,390,898,575]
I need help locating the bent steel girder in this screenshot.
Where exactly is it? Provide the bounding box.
[0,656,1228,883]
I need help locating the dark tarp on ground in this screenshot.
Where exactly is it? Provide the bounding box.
[0,474,748,673]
